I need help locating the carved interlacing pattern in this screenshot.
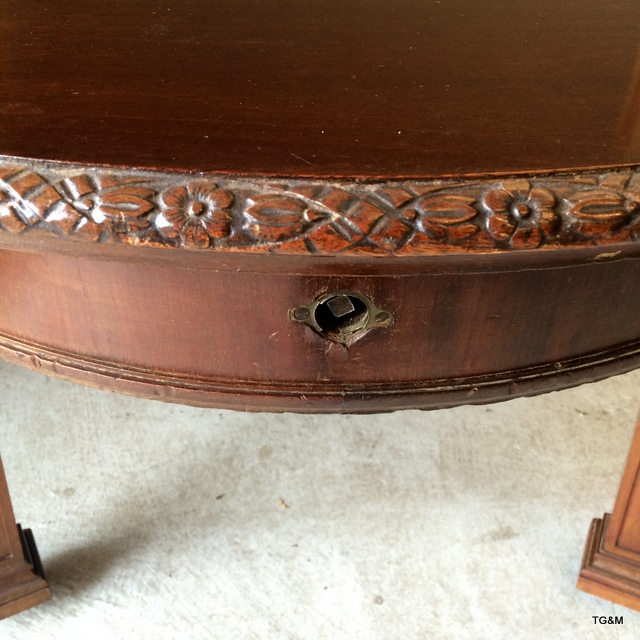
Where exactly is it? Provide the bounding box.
[1,161,640,254]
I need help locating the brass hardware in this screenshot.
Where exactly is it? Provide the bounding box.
[290,291,393,346]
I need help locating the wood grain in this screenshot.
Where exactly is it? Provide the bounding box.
[1,0,640,617]
[2,0,640,620]
[1,1,640,177]
[0,458,50,619]
[1,243,640,412]
[578,416,640,612]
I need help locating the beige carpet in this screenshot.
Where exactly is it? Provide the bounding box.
[1,360,639,639]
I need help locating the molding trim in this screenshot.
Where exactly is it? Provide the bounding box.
[2,331,640,412]
[578,515,640,612]
[1,158,640,255]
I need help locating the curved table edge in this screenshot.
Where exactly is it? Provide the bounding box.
[1,332,639,413]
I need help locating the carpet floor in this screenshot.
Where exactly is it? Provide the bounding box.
[1,360,639,639]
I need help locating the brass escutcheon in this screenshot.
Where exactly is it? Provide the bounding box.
[290,291,393,346]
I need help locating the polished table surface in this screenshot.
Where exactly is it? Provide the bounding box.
[1,0,640,178]
[2,0,640,617]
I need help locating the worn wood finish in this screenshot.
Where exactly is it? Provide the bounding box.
[578,416,640,611]
[0,457,50,618]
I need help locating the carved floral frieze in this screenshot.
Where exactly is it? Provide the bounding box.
[1,160,639,254]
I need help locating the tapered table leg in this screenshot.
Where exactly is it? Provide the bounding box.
[578,414,640,610]
[0,456,50,618]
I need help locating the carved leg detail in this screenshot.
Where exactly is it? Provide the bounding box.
[578,415,640,611]
[0,456,50,619]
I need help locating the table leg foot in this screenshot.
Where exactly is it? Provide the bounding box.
[0,525,50,619]
[578,514,640,611]
[0,457,50,619]
[578,414,640,610]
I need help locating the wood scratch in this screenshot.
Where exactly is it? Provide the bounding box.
[592,250,621,261]
[290,153,313,166]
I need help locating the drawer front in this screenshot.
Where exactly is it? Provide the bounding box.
[0,249,639,411]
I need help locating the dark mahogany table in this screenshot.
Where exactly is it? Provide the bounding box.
[1,0,640,617]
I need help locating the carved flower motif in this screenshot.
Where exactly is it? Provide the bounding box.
[484,183,558,248]
[159,181,233,248]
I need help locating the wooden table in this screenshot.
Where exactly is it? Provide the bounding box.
[1,0,640,617]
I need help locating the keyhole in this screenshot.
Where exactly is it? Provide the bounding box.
[290,290,393,346]
[314,294,369,335]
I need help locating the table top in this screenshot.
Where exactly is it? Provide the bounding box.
[2,0,640,179]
